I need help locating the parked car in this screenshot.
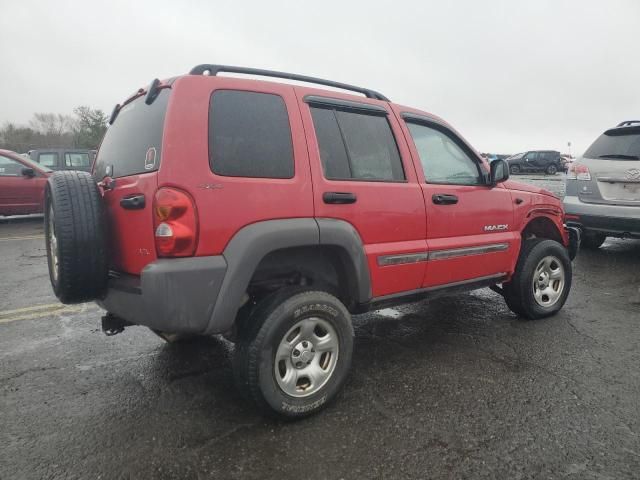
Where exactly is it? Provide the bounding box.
[44,65,578,418]
[564,120,640,248]
[28,148,94,172]
[507,150,563,175]
[0,149,52,216]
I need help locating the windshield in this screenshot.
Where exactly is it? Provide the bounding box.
[583,129,640,160]
[507,152,524,160]
[93,88,170,179]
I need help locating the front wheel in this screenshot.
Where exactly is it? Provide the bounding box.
[503,239,572,319]
[233,289,353,419]
[546,164,558,175]
[510,164,521,175]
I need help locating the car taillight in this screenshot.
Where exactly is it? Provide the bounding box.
[153,188,198,257]
[567,163,591,181]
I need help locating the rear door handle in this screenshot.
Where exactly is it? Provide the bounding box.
[120,194,145,210]
[432,194,458,205]
[323,192,357,204]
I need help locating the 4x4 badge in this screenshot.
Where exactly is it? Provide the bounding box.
[626,168,640,180]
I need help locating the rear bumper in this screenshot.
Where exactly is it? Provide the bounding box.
[97,256,227,334]
[563,195,640,237]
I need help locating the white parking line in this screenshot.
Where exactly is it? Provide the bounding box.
[0,235,45,242]
[0,303,85,324]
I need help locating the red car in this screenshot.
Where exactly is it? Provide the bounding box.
[0,149,51,216]
[44,65,579,418]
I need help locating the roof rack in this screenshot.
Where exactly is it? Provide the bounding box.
[616,120,640,127]
[189,64,390,102]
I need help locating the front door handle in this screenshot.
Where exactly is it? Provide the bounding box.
[432,193,458,205]
[120,194,145,210]
[323,192,357,204]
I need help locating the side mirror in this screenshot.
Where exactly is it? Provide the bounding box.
[489,159,509,186]
[21,167,36,177]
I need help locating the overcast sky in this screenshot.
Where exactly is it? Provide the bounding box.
[1,0,638,155]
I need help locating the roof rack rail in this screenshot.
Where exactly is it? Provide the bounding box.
[616,120,640,127]
[189,64,390,102]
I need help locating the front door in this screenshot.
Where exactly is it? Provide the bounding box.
[296,89,427,298]
[395,112,518,287]
[0,154,45,215]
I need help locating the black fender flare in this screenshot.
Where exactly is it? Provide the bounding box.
[205,218,371,334]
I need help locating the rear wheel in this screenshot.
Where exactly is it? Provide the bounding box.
[233,289,353,419]
[503,239,572,319]
[45,171,108,304]
[510,164,521,174]
[581,232,606,249]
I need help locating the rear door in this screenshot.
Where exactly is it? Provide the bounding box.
[297,90,427,298]
[394,110,518,287]
[93,89,170,275]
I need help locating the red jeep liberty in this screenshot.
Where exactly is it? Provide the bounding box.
[44,65,579,418]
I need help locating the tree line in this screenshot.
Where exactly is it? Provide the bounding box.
[0,107,108,153]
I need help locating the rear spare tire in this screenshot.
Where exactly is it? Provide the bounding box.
[45,171,108,304]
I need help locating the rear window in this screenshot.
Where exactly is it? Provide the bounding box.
[94,89,170,179]
[209,90,294,178]
[583,128,640,160]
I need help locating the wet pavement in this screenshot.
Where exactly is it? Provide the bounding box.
[1,174,639,479]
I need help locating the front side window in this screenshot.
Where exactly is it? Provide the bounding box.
[310,106,405,181]
[38,153,58,168]
[209,90,294,178]
[0,155,23,176]
[406,122,481,185]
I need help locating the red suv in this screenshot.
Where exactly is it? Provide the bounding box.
[44,65,579,418]
[0,149,51,216]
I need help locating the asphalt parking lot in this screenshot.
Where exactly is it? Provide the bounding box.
[1,174,639,479]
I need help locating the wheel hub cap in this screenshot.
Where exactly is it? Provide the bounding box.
[532,255,565,307]
[274,317,339,398]
[292,340,315,368]
[48,207,59,282]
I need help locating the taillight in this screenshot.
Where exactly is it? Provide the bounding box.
[153,188,198,257]
[567,163,591,181]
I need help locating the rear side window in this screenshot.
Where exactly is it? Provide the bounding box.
[209,90,294,178]
[584,129,640,160]
[94,88,170,179]
[310,106,405,181]
[65,152,90,168]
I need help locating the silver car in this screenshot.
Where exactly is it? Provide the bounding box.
[564,120,640,248]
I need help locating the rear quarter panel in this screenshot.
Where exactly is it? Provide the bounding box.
[159,76,314,256]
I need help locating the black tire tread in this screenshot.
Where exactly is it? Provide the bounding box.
[503,238,571,320]
[234,288,352,419]
[45,171,108,304]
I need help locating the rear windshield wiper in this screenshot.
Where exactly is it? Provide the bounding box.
[598,154,640,160]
